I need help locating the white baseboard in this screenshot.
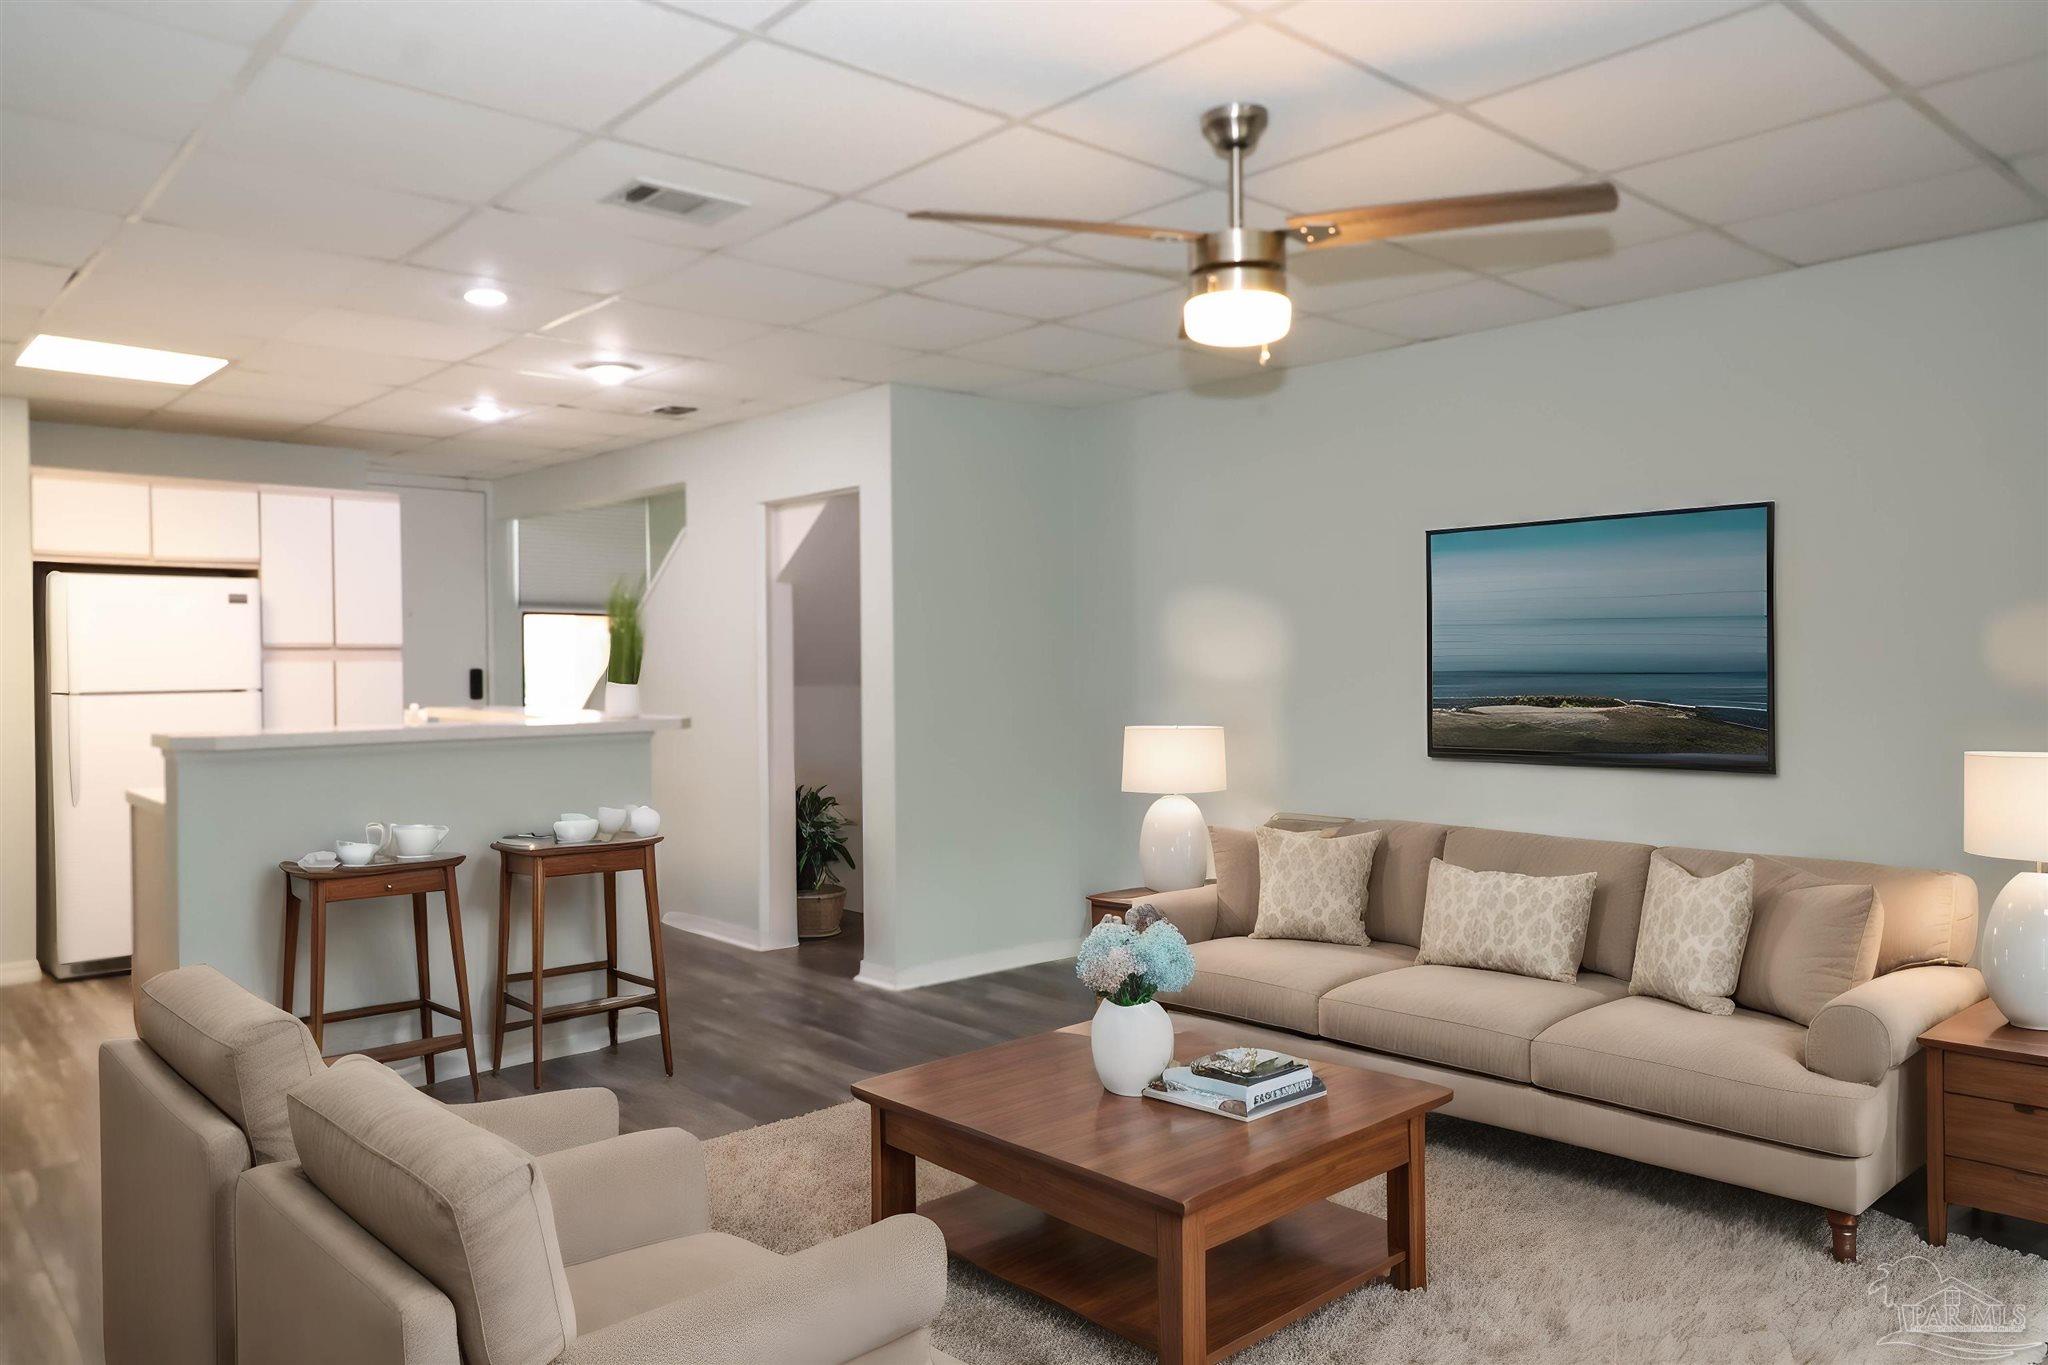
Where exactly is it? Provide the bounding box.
[0,960,42,987]
[664,911,784,952]
[856,937,1075,992]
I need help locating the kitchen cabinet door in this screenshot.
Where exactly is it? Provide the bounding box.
[332,495,402,648]
[151,484,259,562]
[31,473,151,558]
[335,656,404,727]
[262,655,334,730]
[259,491,333,647]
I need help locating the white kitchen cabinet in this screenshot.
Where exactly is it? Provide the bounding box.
[258,491,333,647]
[262,655,335,730]
[150,484,259,562]
[332,495,402,648]
[31,473,152,559]
[335,656,404,727]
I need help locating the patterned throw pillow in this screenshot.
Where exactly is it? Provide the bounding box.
[1629,853,1755,1015]
[1249,826,1381,945]
[1415,858,1596,983]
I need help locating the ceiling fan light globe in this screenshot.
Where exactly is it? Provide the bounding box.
[1183,278,1291,349]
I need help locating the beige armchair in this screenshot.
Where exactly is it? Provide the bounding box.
[237,1055,957,1365]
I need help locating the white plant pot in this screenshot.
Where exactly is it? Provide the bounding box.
[1090,998,1175,1097]
[1981,870,2048,1030]
[603,682,641,718]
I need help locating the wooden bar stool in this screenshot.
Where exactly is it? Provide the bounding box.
[279,853,481,1099]
[489,834,673,1088]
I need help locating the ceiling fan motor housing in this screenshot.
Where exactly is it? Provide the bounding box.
[1189,227,1287,300]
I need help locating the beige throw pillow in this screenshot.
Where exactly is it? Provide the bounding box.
[1735,878,1882,1024]
[1415,858,1596,983]
[1249,825,1380,945]
[1629,853,1755,1015]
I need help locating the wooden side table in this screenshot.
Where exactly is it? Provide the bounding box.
[1921,997,2048,1245]
[489,835,674,1088]
[1087,886,1157,927]
[279,853,480,1099]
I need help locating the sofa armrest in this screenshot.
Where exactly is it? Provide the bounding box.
[1804,966,1988,1084]
[563,1214,947,1365]
[1133,884,1219,944]
[536,1127,709,1265]
[456,1087,619,1155]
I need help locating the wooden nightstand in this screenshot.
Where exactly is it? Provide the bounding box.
[1086,886,1156,927]
[1921,998,2048,1245]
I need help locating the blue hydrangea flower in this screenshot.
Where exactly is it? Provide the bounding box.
[1076,917,1195,1004]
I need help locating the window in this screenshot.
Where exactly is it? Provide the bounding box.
[521,611,610,714]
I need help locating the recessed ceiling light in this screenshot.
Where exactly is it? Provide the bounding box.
[462,285,509,309]
[465,399,511,422]
[15,334,228,386]
[576,360,643,386]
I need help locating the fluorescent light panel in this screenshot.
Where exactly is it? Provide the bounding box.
[16,334,228,385]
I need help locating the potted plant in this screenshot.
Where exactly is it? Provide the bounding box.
[1075,904,1195,1095]
[796,783,857,938]
[604,578,643,717]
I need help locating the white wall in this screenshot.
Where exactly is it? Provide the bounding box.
[0,399,34,981]
[785,493,863,915]
[392,486,489,707]
[795,683,863,913]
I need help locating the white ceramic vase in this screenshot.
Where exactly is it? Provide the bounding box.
[603,682,640,718]
[1981,870,2048,1030]
[1091,998,1174,1096]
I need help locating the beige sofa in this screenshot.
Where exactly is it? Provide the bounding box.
[1150,816,1986,1261]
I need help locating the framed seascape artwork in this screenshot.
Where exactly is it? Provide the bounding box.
[1427,502,1775,774]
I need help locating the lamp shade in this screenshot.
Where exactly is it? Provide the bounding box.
[1964,751,2048,861]
[1122,725,1226,794]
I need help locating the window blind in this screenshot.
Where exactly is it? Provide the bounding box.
[516,502,648,610]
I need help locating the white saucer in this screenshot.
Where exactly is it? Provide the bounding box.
[389,852,443,861]
[298,859,339,871]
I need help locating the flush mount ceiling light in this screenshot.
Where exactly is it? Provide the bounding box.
[576,360,642,386]
[15,333,228,385]
[462,284,509,308]
[910,102,1618,355]
[465,398,511,422]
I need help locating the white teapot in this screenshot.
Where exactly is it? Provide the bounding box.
[368,821,448,858]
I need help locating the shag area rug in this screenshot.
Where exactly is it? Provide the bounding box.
[704,1101,2048,1365]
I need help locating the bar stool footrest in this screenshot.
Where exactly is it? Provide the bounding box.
[324,1032,471,1066]
[498,991,660,1026]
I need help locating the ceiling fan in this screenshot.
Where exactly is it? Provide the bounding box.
[911,102,1617,354]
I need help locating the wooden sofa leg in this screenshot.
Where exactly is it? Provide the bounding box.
[1826,1210,1858,1262]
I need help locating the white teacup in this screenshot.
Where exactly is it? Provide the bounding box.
[334,838,378,866]
[554,813,599,844]
[597,806,629,837]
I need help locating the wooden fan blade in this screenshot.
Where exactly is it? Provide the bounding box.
[908,209,1201,242]
[1289,182,1619,248]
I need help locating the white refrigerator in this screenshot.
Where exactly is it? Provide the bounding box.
[41,571,262,979]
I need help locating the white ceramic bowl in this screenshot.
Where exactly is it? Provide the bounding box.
[597,806,628,836]
[554,814,599,844]
[334,839,377,866]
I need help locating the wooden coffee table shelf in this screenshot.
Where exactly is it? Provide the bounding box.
[855,1024,1449,1364]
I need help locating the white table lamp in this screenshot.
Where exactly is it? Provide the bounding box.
[1123,725,1226,892]
[1965,751,2048,1029]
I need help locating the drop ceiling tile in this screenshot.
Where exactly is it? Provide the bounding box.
[503,404,684,438]
[284,0,732,131]
[806,293,1030,349]
[1508,229,1781,307]
[989,374,1146,407]
[618,44,1000,192]
[2,305,45,343]
[160,390,344,426]
[1616,99,1978,227]
[462,416,597,451]
[135,409,319,441]
[279,309,512,362]
[37,286,293,360]
[1262,315,1407,367]
[1471,8,1887,171]
[914,249,1175,321]
[277,425,426,454]
[1087,347,1262,392]
[717,328,923,383]
[1922,59,2048,159]
[409,208,703,294]
[1277,0,1746,104]
[2,258,72,312]
[629,255,880,324]
[1062,287,1191,343]
[601,356,783,401]
[890,353,1040,393]
[347,264,604,334]
[238,340,448,388]
[1724,165,2040,266]
[329,389,496,438]
[1036,26,1430,181]
[1288,241,1477,313]
[2016,150,2048,195]
[863,127,1200,234]
[465,334,691,386]
[0,202,121,268]
[87,222,379,304]
[1045,188,1286,272]
[542,299,772,358]
[1399,190,1690,274]
[0,112,178,215]
[955,323,1161,373]
[196,368,392,409]
[1336,277,1572,339]
[651,1,792,32]
[1805,0,2048,88]
[411,363,592,407]
[148,153,470,259]
[1247,114,1576,216]
[209,59,580,203]
[772,0,1231,116]
[498,140,830,250]
[728,200,1021,288]
[88,1,293,45]
[0,361,184,410]
[0,3,246,140]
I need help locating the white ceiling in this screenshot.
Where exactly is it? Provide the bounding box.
[1,0,2043,478]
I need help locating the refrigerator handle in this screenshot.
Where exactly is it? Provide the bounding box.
[55,695,80,807]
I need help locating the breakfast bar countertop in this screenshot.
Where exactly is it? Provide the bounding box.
[152,708,687,752]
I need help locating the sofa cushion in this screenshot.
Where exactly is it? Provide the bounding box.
[1442,827,1653,979]
[135,964,322,1165]
[1318,964,1627,1082]
[1628,853,1755,1016]
[1250,825,1380,945]
[1161,937,1415,1035]
[1334,820,1451,947]
[1531,996,1885,1157]
[1416,859,1597,984]
[287,1056,577,1365]
[1210,825,1261,938]
[565,1232,782,1335]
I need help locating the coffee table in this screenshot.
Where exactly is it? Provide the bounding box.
[853,1024,1451,1364]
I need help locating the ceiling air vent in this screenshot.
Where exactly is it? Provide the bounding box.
[605,178,749,225]
[648,404,698,418]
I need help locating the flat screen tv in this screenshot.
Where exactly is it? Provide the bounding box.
[1427,502,1774,774]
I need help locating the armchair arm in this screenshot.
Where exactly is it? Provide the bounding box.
[535,1127,709,1265]
[563,1214,946,1365]
[1135,884,1219,944]
[1804,965,1987,1084]
[456,1087,619,1155]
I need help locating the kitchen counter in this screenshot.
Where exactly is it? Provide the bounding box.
[154,709,686,752]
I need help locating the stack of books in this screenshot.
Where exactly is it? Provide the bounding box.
[1143,1047,1325,1122]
